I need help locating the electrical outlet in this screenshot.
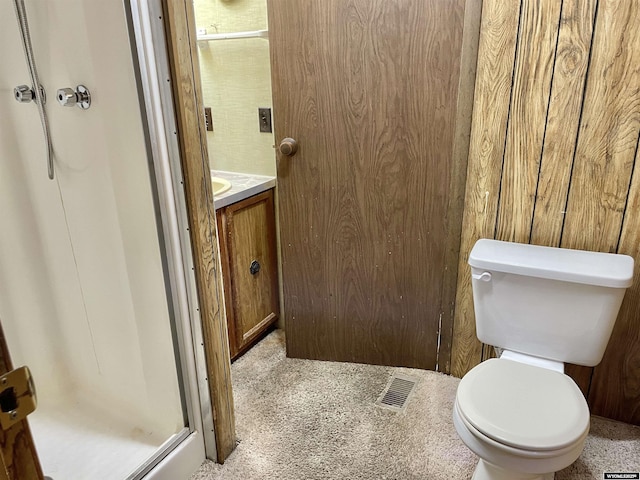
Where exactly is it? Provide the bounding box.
[258,107,272,133]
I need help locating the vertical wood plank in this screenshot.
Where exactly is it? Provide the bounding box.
[438,0,483,374]
[162,0,236,462]
[216,210,237,359]
[559,0,640,398]
[0,323,43,480]
[552,0,640,398]
[527,0,598,395]
[452,0,640,425]
[481,343,497,361]
[589,139,640,423]
[495,0,562,244]
[530,0,597,247]
[561,0,640,254]
[451,0,521,377]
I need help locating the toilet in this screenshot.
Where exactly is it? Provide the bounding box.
[453,239,634,480]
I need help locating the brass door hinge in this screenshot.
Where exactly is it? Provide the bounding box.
[0,366,37,431]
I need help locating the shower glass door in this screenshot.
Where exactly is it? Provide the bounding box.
[0,1,203,478]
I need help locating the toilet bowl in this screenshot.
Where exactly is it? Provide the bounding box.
[454,239,634,480]
[453,357,589,480]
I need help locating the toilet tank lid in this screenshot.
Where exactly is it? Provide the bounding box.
[469,239,634,288]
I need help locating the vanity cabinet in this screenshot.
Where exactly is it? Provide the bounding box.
[216,189,280,359]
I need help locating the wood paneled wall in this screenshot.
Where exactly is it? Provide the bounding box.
[451,0,640,425]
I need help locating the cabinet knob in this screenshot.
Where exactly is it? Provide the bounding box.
[249,260,261,275]
[278,137,298,156]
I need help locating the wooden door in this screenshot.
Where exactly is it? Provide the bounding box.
[0,322,43,480]
[268,0,467,368]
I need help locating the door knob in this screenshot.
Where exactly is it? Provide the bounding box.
[279,137,298,156]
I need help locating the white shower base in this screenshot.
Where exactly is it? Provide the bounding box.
[29,396,178,480]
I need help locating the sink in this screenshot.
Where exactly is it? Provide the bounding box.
[212,177,231,196]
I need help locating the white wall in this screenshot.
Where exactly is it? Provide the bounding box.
[0,0,183,439]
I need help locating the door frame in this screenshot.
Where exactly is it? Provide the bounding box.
[154,0,482,464]
[159,0,236,463]
[126,0,220,469]
[128,0,237,465]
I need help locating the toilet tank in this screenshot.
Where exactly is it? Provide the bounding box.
[468,239,634,366]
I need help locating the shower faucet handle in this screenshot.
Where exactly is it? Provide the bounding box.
[14,84,46,105]
[56,85,91,109]
[14,84,34,103]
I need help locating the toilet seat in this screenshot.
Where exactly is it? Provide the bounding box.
[456,358,590,452]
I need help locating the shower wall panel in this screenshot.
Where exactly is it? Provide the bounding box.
[0,0,183,437]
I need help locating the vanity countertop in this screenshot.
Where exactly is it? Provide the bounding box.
[212,170,276,210]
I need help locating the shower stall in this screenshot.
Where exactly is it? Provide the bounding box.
[0,1,213,478]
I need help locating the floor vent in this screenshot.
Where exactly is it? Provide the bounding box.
[376,374,417,412]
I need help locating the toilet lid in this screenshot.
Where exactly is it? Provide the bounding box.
[456,358,590,451]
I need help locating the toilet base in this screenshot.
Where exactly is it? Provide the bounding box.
[472,459,554,480]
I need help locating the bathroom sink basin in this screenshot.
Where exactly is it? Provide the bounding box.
[212,177,231,196]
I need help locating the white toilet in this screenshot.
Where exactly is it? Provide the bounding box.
[453,239,634,480]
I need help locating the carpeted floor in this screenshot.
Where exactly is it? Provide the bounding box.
[191,329,640,480]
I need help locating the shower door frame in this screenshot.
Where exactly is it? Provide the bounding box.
[128,0,240,468]
[156,0,238,463]
[126,0,221,473]
[0,0,221,477]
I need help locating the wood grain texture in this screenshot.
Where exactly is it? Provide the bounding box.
[561,0,640,254]
[589,138,640,423]
[495,0,591,394]
[438,0,483,374]
[162,0,236,462]
[559,0,640,400]
[495,0,561,244]
[220,190,280,359]
[270,0,466,368]
[450,0,521,378]
[530,0,597,247]
[216,210,237,358]
[0,323,43,480]
[453,0,640,425]
[481,343,497,361]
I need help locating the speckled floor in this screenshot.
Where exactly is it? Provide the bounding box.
[191,330,640,480]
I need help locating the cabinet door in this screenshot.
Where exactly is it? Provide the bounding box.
[219,190,279,358]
